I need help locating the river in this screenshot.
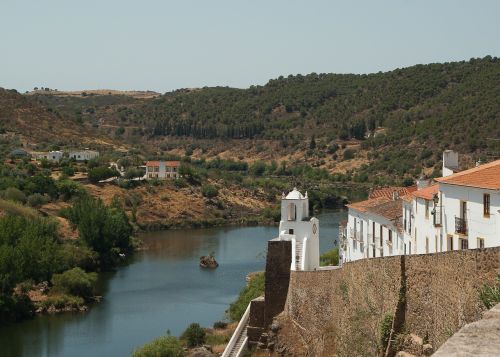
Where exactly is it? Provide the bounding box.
[0,210,347,357]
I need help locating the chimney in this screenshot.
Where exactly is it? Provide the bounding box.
[442,150,459,177]
[392,191,399,201]
[416,176,430,190]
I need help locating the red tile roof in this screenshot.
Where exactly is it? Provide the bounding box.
[412,184,439,200]
[346,196,391,213]
[435,160,500,190]
[146,161,181,167]
[369,186,417,199]
[347,196,404,232]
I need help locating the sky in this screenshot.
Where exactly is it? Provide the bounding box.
[1,0,499,93]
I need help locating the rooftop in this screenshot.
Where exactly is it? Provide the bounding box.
[146,161,181,167]
[369,186,417,199]
[412,184,439,200]
[435,159,500,190]
[285,188,306,200]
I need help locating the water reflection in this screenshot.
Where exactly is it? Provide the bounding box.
[0,210,346,357]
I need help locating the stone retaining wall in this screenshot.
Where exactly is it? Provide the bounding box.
[272,247,500,356]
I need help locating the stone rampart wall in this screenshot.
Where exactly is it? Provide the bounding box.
[273,248,500,356]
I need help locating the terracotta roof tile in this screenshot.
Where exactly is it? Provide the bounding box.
[412,184,439,200]
[346,196,391,213]
[146,160,180,167]
[369,186,417,199]
[435,160,500,190]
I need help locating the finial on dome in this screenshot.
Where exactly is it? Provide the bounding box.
[305,191,308,198]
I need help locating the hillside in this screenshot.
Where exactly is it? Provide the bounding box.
[27,56,500,184]
[0,88,122,155]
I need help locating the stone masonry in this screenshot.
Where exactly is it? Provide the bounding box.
[269,247,500,356]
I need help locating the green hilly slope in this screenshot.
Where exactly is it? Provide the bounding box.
[22,56,500,184]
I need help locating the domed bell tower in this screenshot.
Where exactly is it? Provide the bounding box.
[278,188,319,271]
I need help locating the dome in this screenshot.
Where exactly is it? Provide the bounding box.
[285,188,305,200]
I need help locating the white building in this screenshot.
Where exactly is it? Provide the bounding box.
[145,161,180,179]
[277,188,320,271]
[33,150,64,162]
[435,159,500,250]
[342,152,500,263]
[342,187,415,263]
[69,150,99,161]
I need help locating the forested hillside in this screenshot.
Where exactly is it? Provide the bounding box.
[17,56,500,184]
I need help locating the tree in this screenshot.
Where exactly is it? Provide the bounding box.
[309,135,317,150]
[181,323,206,347]
[65,196,133,267]
[88,167,118,183]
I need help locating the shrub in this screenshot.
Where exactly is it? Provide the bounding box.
[51,267,97,299]
[173,178,188,188]
[228,272,264,321]
[181,323,206,348]
[27,193,49,207]
[343,149,355,161]
[88,167,118,183]
[213,320,228,329]
[479,275,500,309]
[379,313,394,351]
[320,248,339,266]
[124,167,145,179]
[38,294,85,310]
[3,187,26,203]
[56,180,85,200]
[132,335,184,357]
[61,166,75,177]
[206,333,229,346]
[201,184,218,198]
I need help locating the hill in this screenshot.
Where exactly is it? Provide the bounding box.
[0,88,124,155]
[27,56,500,185]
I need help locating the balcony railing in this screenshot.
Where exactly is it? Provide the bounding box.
[455,217,467,235]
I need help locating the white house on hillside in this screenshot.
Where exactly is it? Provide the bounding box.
[69,150,99,161]
[277,188,320,271]
[341,151,500,264]
[145,161,180,179]
[33,150,63,162]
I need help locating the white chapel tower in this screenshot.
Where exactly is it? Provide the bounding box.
[278,188,320,271]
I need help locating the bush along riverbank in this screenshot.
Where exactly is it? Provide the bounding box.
[132,272,265,356]
[0,194,135,325]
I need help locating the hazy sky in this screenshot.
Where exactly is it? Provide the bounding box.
[1,0,499,93]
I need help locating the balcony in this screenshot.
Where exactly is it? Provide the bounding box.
[455,217,467,235]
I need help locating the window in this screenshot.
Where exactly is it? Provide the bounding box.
[415,199,418,214]
[460,239,468,250]
[425,200,429,219]
[477,237,485,249]
[425,237,429,253]
[288,229,294,234]
[287,203,296,221]
[484,194,490,217]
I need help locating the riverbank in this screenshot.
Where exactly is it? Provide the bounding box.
[0,211,346,356]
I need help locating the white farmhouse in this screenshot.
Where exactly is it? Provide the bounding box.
[69,150,99,161]
[145,161,180,179]
[33,150,64,162]
[277,188,320,271]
